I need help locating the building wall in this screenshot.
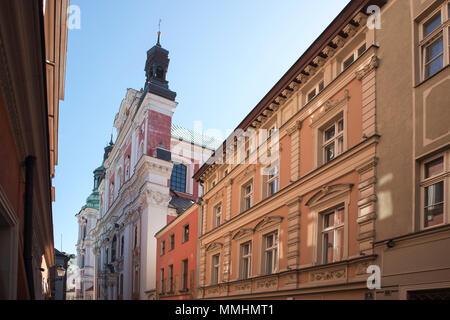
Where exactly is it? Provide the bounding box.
[156,205,199,300]
[374,0,450,300]
[196,3,382,299]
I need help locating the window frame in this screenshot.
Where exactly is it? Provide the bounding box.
[170,163,187,194]
[181,259,189,291]
[169,234,175,251]
[160,268,165,294]
[213,203,222,228]
[322,116,345,164]
[342,41,367,71]
[211,254,220,285]
[182,224,190,243]
[262,231,279,275]
[168,264,174,293]
[239,241,252,280]
[160,240,166,256]
[241,180,254,213]
[319,205,345,264]
[420,151,449,230]
[419,1,450,81]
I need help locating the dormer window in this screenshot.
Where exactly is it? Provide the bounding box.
[307,80,325,103]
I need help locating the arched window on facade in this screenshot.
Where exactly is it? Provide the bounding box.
[117,168,122,191]
[81,254,85,269]
[111,235,117,262]
[125,155,130,181]
[109,182,114,204]
[134,225,138,249]
[170,163,187,193]
[120,235,125,257]
[82,224,87,240]
[138,141,144,159]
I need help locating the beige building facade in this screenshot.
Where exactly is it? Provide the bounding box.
[193,0,450,300]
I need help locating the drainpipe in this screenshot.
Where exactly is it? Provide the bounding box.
[23,156,36,300]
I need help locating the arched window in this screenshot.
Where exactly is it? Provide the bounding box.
[117,168,122,190]
[170,163,187,193]
[82,224,87,240]
[109,182,114,203]
[120,235,124,257]
[138,141,145,159]
[134,226,138,249]
[81,255,85,269]
[125,156,130,180]
[111,235,117,262]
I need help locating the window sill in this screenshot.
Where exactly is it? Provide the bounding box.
[415,64,450,88]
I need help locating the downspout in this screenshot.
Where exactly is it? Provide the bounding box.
[23,156,36,300]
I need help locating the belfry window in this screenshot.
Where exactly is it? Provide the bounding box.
[170,163,187,193]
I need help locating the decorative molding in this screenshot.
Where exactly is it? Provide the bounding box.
[255,277,278,290]
[205,241,223,252]
[322,46,336,58]
[309,268,346,282]
[254,215,283,232]
[332,34,346,48]
[287,120,303,136]
[310,90,350,127]
[232,228,254,240]
[305,183,353,207]
[356,56,380,81]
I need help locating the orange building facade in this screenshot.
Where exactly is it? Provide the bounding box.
[155,205,199,300]
[0,0,69,299]
[193,0,386,300]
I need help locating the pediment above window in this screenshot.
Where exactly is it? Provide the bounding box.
[206,241,223,252]
[254,216,283,232]
[232,228,254,240]
[305,183,353,208]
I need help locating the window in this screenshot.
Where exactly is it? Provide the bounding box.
[322,117,344,164]
[242,181,253,212]
[211,254,220,285]
[239,242,252,279]
[263,232,278,275]
[119,274,124,299]
[182,224,189,243]
[120,235,124,257]
[81,255,85,269]
[169,234,175,251]
[320,206,344,264]
[125,155,130,180]
[307,88,317,102]
[342,42,367,71]
[138,141,144,159]
[420,3,450,80]
[421,153,449,229]
[161,240,166,255]
[109,182,114,204]
[307,80,325,103]
[267,165,279,197]
[170,163,187,193]
[105,248,109,264]
[168,265,174,292]
[181,259,188,291]
[134,225,138,249]
[214,204,222,228]
[111,235,117,262]
[82,224,87,240]
[160,268,165,294]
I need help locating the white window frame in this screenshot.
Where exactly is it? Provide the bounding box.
[262,231,278,275]
[322,116,345,164]
[182,224,190,243]
[239,241,252,280]
[307,79,325,103]
[420,150,450,230]
[211,254,220,285]
[320,206,345,264]
[241,180,254,212]
[342,41,367,71]
[419,1,450,81]
[213,204,222,228]
[266,164,280,197]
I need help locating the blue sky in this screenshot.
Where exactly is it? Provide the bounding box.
[53,0,350,253]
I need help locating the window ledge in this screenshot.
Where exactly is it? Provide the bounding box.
[415,64,450,88]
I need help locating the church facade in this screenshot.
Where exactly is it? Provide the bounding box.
[87,35,216,300]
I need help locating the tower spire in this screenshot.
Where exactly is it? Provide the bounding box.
[157,19,162,46]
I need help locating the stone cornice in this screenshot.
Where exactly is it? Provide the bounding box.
[355,56,379,81]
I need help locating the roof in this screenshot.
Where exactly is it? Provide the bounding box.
[171,123,222,151]
[193,0,387,181]
[168,192,196,214]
